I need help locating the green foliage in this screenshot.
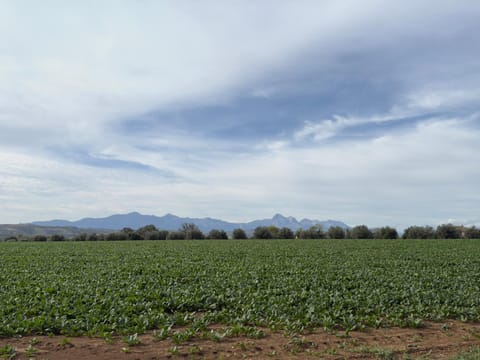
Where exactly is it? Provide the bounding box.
[449,347,480,360]
[1,239,480,338]
[464,226,480,239]
[232,228,247,239]
[253,226,273,239]
[374,226,398,240]
[402,225,436,239]
[49,234,65,242]
[144,230,169,240]
[123,333,141,346]
[166,231,186,240]
[278,227,294,239]
[296,225,324,239]
[327,226,346,239]
[0,344,16,359]
[350,225,374,239]
[436,224,461,239]
[181,223,205,240]
[106,232,129,241]
[33,235,48,242]
[207,229,229,239]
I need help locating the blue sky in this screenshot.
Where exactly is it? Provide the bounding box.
[1,1,479,229]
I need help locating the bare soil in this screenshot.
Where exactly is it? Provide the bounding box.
[2,321,480,359]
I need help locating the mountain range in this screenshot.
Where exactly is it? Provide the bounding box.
[32,212,349,232]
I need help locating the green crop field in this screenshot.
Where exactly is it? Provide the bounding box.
[1,239,480,337]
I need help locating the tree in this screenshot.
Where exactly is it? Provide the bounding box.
[72,233,87,242]
[33,235,47,242]
[402,226,435,239]
[137,225,158,237]
[87,233,99,241]
[129,231,144,240]
[147,230,169,240]
[436,224,461,239]
[232,228,247,239]
[49,234,66,242]
[166,231,186,240]
[121,227,134,235]
[296,225,324,239]
[277,227,294,239]
[350,225,373,239]
[327,226,346,239]
[106,232,128,241]
[144,230,169,240]
[181,223,205,240]
[253,226,273,239]
[374,226,398,239]
[464,226,480,239]
[207,229,229,239]
[266,226,279,238]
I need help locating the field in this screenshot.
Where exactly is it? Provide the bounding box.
[1,239,480,359]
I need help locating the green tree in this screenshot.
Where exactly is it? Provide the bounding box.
[166,231,186,240]
[232,228,247,239]
[145,230,168,240]
[137,225,158,237]
[277,227,294,239]
[253,226,273,239]
[266,226,279,238]
[181,223,205,240]
[106,232,128,241]
[402,225,435,239]
[327,226,346,239]
[87,233,99,241]
[296,225,324,239]
[49,234,66,242]
[207,229,229,239]
[144,230,168,240]
[33,235,47,242]
[464,226,480,239]
[436,224,461,239]
[374,226,398,239]
[72,233,87,242]
[350,225,373,239]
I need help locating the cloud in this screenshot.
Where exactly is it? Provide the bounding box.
[0,1,479,227]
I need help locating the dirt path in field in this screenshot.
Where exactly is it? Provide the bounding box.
[1,321,480,359]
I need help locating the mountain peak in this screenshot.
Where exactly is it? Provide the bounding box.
[31,213,349,232]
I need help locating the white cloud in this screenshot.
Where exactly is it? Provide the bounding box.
[1,1,479,227]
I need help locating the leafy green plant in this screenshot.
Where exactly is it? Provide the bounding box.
[58,338,72,348]
[1,239,480,339]
[449,347,480,360]
[152,326,172,341]
[0,344,16,359]
[29,338,40,346]
[123,333,141,346]
[25,345,37,357]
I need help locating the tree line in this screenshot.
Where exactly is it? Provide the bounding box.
[2,222,480,242]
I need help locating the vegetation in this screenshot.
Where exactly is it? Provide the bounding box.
[1,239,480,337]
[350,225,374,239]
[232,228,247,239]
[2,222,480,242]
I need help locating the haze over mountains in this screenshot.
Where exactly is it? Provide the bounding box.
[32,212,349,232]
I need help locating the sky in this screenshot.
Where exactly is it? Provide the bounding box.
[1,1,480,229]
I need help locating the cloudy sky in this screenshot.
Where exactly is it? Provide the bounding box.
[1,1,479,229]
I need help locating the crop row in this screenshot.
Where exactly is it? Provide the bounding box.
[1,239,479,336]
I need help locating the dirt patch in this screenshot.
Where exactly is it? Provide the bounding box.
[1,321,480,359]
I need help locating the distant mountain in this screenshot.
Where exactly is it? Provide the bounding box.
[32,212,349,232]
[0,224,107,239]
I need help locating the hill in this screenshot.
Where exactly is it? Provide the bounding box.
[32,212,349,232]
[0,224,107,239]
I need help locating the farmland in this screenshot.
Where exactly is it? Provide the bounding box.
[1,239,480,339]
